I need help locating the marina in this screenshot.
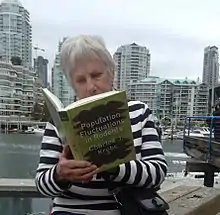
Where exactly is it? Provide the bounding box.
[183,116,220,169]
[161,126,212,141]
[0,119,46,134]
[0,116,220,214]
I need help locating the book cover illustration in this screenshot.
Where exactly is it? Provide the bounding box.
[66,92,136,171]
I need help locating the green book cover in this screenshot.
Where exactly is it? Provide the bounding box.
[42,89,136,172]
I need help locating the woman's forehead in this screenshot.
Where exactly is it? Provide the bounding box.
[73,58,106,72]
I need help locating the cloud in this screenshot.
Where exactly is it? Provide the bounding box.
[21,0,220,82]
[31,21,208,81]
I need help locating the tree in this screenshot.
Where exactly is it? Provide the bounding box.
[11,56,22,65]
[161,117,171,126]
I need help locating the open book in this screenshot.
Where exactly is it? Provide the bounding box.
[42,88,136,172]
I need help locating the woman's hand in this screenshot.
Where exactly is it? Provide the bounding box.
[55,144,99,183]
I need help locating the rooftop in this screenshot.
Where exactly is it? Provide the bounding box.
[132,76,198,85]
[1,0,22,6]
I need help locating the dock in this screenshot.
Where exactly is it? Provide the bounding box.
[1,178,220,214]
[182,115,220,187]
[0,116,47,133]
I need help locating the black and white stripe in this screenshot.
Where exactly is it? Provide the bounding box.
[35,100,168,214]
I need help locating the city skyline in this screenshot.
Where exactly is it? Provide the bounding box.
[0,0,218,120]
[18,0,220,81]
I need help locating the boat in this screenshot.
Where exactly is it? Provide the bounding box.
[176,131,184,139]
[19,127,35,134]
[200,127,211,135]
[176,129,204,140]
[161,134,169,140]
[32,126,45,135]
[18,126,45,135]
[192,127,213,137]
[187,130,205,137]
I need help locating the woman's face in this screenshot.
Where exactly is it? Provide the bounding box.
[70,58,114,99]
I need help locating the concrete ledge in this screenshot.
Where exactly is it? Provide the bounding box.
[1,178,220,214]
[161,185,220,215]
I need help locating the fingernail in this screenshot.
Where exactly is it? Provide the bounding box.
[94,168,99,173]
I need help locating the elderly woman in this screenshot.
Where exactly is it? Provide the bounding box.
[35,35,167,215]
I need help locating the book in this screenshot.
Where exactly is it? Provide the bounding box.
[42,88,136,172]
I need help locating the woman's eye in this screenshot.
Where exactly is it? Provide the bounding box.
[76,78,85,83]
[92,73,102,78]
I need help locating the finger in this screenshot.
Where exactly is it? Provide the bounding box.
[72,165,98,176]
[64,168,99,182]
[62,144,73,159]
[59,145,68,159]
[82,176,93,183]
[80,169,100,181]
[65,160,93,169]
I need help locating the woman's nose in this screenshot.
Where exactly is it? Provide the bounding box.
[86,79,97,94]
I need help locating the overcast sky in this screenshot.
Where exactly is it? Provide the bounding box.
[20,0,220,80]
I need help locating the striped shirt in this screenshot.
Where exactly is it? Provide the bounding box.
[35,100,168,214]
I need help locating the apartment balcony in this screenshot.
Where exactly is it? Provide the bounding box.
[13,93,23,97]
[0,84,11,91]
[0,88,11,94]
[14,77,22,82]
[0,91,15,98]
[22,104,33,112]
[23,89,34,93]
[196,101,208,104]
[0,78,11,84]
[0,110,23,116]
[14,86,23,91]
[23,82,34,87]
[6,109,23,114]
[22,100,34,104]
[160,105,172,108]
[160,94,172,98]
[22,92,34,97]
[0,107,21,112]
[22,98,34,104]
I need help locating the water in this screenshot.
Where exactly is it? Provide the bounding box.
[0,133,51,215]
[162,140,189,173]
[0,134,186,214]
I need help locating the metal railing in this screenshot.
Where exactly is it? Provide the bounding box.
[183,115,220,160]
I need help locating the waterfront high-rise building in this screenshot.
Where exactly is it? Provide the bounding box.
[51,38,76,106]
[127,76,209,122]
[0,0,32,67]
[202,46,219,87]
[34,56,48,88]
[113,43,150,91]
[0,60,35,119]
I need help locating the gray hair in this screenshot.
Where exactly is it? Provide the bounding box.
[60,35,115,81]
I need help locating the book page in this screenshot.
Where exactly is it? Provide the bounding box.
[64,90,120,111]
[42,88,64,111]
